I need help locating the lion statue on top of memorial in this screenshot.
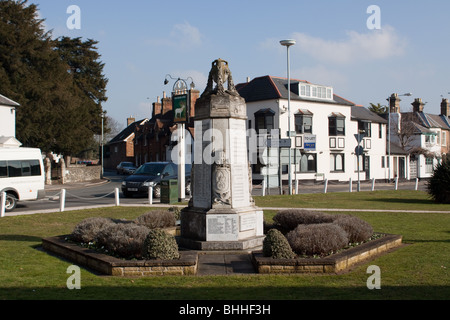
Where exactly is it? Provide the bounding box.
[201,58,239,97]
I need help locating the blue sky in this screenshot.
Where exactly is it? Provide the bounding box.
[34,0,450,129]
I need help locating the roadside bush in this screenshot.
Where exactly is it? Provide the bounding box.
[70,217,115,243]
[272,209,335,233]
[333,215,373,243]
[142,229,180,260]
[96,223,150,259]
[263,229,296,259]
[134,210,176,229]
[286,223,349,256]
[427,159,450,203]
[168,206,181,220]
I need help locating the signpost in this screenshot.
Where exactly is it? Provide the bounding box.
[354,133,364,192]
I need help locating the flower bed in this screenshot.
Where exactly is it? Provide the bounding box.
[252,233,403,274]
[42,235,197,276]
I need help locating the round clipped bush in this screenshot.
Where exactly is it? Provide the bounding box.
[333,215,373,243]
[70,217,114,243]
[263,229,296,259]
[427,159,450,203]
[142,229,180,260]
[134,210,176,229]
[273,209,335,233]
[286,223,349,256]
[96,223,150,259]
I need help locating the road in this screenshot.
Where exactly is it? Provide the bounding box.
[12,171,166,215]
[10,171,428,215]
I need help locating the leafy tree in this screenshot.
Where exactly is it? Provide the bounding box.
[0,0,108,156]
[369,103,388,115]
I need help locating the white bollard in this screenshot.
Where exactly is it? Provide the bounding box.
[262,180,266,197]
[60,189,66,212]
[1,192,6,218]
[395,177,399,190]
[115,188,120,206]
[349,178,353,193]
[295,179,299,195]
[148,186,153,205]
[371,178,376,191]
[323,179,328,194]
[415,178,419,191]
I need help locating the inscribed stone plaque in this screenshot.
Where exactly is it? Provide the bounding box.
[206,215,239,241]
[240,212,257,231]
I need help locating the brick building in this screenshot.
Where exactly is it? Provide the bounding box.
[134,90,199,166]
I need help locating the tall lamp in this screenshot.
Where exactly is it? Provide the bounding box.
[280,39,296,195]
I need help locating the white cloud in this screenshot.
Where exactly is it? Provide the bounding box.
[147,21,203,50]
[293,65,349,91]
[171,21,203,47]
[292,26,406,65]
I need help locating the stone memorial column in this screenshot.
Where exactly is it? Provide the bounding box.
[179,59,264,251]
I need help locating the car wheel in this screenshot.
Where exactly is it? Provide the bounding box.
[5,193,17,212]
[153,185,161,198]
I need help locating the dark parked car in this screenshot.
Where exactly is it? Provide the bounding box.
[121,162,191,198]
[116,162,137,175]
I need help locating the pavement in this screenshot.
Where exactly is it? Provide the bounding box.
[196,252,256,276]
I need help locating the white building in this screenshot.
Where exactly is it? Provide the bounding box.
[388,94,450,179]
[237,76,387,188]
[0,94,21,148]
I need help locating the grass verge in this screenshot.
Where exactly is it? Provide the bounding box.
[0,191,449,300]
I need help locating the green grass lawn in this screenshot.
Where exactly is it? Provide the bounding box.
[0,190,449,300]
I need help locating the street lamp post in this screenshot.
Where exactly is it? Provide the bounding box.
[280,39,296,195]
[101,112,105,179]
[164,75,195,202]
[386,92,412,182]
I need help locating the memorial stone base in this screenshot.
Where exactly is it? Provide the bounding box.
[179,207,265,251]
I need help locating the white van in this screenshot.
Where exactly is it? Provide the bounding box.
[0,147,45,212]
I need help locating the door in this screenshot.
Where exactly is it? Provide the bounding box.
[364,155,370,180]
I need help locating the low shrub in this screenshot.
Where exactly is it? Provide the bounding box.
[273,209,335,233]
[333,215,373,243]
[70,217,115,243]
[142,229,180,260]
[263,229,296,259]
[134,210,176,229]
[96,223,150,259]
[286,223,349,256]
[427,159,450,203]
[168,206,181,220]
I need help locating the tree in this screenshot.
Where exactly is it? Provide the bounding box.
[0,0,108,156]
[369,103,388,115]
[53,37,109,136]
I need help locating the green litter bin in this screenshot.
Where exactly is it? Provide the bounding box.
[160,179,178,204]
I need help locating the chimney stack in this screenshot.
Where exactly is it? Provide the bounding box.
[127,116,135,126]
[412,98,425,113]
[441,98,450,117]
[389,93,401,113]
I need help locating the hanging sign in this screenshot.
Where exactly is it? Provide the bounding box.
[173,94,188,123]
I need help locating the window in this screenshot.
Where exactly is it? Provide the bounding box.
[379,123,383,139]
[442,131,447,146]
[254,109,275,134]
[358,121,371,138]
[425,157,434,173]
[330,153,344,172]
[0,161,7,177]
[298,154,317,173]
[0,160,42,179]
[295,114,312,134]
[329,116,345,136]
